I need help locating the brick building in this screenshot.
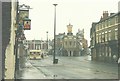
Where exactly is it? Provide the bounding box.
[90,11,120,63]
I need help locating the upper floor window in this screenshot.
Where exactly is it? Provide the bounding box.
[96,34,98,43]
[103,21,105,28]
[105,31,108,41]
[105,47,108,57]
[105,20,108,28]
[108,30,111,41]
[115,31,118,40]
[96,24,99,31]
[115,28,118,40]
[101,32,105,42]
[115,16,118,24]
[99,35,101,43]
[110,17,115,25]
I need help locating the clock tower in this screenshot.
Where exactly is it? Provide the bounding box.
[67,23,73,35]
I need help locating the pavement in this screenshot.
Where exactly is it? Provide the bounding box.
[17,59,47,79]
[17,55,60,79]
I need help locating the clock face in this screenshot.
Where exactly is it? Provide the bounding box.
[19,10,29,19]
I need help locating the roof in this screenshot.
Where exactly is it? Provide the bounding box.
[98,11,120,23]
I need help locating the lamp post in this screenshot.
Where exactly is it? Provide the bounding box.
[46,31,48,51]
[53,4,58,64]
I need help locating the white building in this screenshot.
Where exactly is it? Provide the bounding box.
[24,39,52,54]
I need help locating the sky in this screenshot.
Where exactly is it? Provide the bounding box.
[19,0,119,46]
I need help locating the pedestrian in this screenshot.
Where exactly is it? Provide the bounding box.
[41,53,44,59]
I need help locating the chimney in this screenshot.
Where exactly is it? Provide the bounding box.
[103,11,109,19]
[110,13,115,16]
[100,16,103,21]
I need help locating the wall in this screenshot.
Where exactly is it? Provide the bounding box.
[2,2,11,79]
[0,1,2,80]
[4,1,17,79]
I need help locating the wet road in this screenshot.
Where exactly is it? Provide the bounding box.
[24,55,118,79]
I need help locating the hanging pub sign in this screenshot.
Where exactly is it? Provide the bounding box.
[23,17,31,30]
[19,4,30,19]
[19,10,29,20]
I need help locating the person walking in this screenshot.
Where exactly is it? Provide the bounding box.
[41,53,44,59]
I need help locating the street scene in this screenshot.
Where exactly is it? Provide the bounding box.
[1,0,120,80]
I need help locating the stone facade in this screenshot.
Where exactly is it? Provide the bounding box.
[55,23,88,56]
[24,40,52,54]
[90,11,120,63]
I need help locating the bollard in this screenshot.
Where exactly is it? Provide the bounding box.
[54,59,58,64]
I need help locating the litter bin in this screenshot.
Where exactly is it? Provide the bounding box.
[54,59,58,64]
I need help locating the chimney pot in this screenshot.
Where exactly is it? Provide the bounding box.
[102,11,108,19]
[110,13,115,16]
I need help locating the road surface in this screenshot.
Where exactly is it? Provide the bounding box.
[17,55,118,79]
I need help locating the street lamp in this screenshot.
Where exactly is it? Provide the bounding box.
[46,31,48,50]
[53,4,58,64]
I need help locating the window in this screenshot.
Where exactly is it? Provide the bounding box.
[110,18,113,25]
[101,32,104,42]
[105,31,108,41]
[99,23,101,30]
[96,34,98,43]
[36,44,38,49]
[108,31,111,41]
[113,17,115,25]
[96,24,99,31]
[99,33,101,43]
[105,20,108,28]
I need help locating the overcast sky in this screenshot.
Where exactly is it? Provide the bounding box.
[19,0,119,46]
